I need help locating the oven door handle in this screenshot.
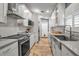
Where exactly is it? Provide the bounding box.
[20,39,29,45]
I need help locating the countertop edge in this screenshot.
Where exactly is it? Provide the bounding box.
[0,39,18,49]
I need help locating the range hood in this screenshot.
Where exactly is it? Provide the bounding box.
[7,10,24,19]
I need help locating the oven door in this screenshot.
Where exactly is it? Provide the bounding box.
[19,40,30,56]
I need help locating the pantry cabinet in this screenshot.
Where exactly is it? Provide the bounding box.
[0,3,8,23]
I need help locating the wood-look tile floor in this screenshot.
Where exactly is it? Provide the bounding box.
[29,37,52,56]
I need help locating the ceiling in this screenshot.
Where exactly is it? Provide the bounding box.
[26,3,57,17]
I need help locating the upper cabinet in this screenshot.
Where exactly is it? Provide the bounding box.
[7,3,32,20]
[16,4,33,27]
[17,4,26,18]
[7,3,25,19]
[0,3,8,23]
[17,4,32,19]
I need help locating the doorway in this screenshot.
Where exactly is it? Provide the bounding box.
[41,19,49,37]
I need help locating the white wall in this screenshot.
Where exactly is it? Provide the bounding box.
[31,13,39,43]
[0,16,26,37]
[41,21,48,37]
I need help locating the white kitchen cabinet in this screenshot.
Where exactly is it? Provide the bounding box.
[0,3,8,23]
[30,34,35,49]
[54,44,61,56]
[62,45,75,56]
[17,4,32,19]
[17,4,26,18]
[0,41,18,56]
[50,35,61,56]
[23,19,28,26]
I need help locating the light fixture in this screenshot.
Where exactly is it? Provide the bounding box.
[46,10,49,13]
[33,9,40,13]
[24,10,29,13]
[57,10,59,13]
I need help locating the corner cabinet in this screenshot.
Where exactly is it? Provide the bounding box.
[0,3,8,23]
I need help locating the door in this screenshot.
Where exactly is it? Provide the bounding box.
[41,20,48,37]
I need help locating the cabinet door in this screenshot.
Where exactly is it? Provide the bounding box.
[30,34,34,49]
[62,45,75,56]
[3,3,8,23]
[54,44,61,56]
[0,3,8,23]
[0,42,18,56]
[0,3,4,22]
[17,4,25,18]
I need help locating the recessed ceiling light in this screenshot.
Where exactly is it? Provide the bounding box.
[46,10,49,13]
[33,9,40,13]
[24,10,29,13]
[57,10,59,13]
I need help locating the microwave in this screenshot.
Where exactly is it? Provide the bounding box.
[28,20,34,26]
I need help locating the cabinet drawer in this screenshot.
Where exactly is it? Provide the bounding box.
[0,42,18,56]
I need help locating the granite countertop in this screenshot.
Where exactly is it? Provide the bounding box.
[61,41,79,56]
[0,33,30,49]
[0,39,18,49]
[49,33,79,55]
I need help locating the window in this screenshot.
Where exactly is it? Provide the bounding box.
[74,15,79,27]
[65,16,72,27]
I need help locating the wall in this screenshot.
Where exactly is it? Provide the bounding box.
[31,13,39,43]
[0,16,26,37]
[41,20,48,37]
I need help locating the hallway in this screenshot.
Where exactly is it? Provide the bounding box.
[29,37,52,56]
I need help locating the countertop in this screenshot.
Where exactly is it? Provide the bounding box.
[61,41,79,56]
[0,39,18,49]
[0,33,30,49]
[49,32,79,55]
[49,32,65,36]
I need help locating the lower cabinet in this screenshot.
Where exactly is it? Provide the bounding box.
[51,36,61,56]
[30,34,34,49]
[0,42,18,56]
[49,34,76,56]
[62,45,75,56]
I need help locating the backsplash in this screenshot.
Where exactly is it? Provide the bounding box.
[51,26,65,33]
[0,16,26,37]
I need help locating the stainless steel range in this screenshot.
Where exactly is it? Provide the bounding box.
[18,35,30,56]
